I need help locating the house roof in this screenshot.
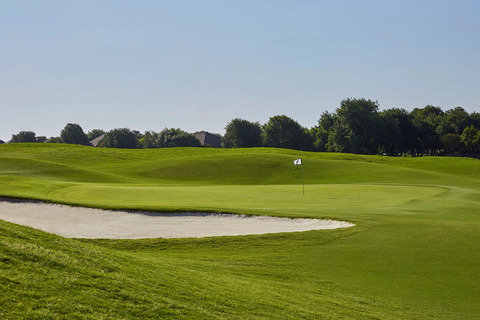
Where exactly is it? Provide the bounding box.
[195,131,222,148]
[90,134,105,147]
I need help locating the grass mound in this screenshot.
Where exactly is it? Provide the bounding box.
[1,219,427,319]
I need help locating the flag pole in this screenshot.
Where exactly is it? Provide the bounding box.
[294,158,304,196]
[301,164,304,196]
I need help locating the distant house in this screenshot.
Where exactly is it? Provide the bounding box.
[195,131,222,148]
[90,134,105,147]
[44,137,62,143]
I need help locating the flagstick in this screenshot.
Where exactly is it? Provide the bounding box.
[301,164,304,196]
[293,158,304,196]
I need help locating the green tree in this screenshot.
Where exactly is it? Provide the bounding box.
[411,106,444,155]
[60,123,89,145]
[437,107,470,135]
[10,131,37,143]
[222,118,262,148]
[379,108,420,155]
[378,110,402,155]
[422,135,443,155]
[139,131,160,148]
[311,127,328,152]
[98,128,139,149]
[318,111,335,132]
[411,106,443,135]
[469,112,480,129]
[461,125,478,152]
[330,98,380,154]
[156,128,201,148]
[327,121,349,152]
[440,134,462,154]
[475,131,480,151]
[262,115,310,150]
[312,111,335,152]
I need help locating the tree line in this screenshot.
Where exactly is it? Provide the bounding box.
[7,125,205,149]
[5,98,480,156]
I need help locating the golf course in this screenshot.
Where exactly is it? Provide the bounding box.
[1,143,479,319]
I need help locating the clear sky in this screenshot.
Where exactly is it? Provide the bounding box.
[1,0,479,141]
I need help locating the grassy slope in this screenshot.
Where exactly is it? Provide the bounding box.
[1,143,480,319]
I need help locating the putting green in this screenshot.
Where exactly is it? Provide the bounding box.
[46,183,446,214]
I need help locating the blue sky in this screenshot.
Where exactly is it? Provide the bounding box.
[1,0,479,141]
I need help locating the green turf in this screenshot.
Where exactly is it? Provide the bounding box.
[1,143,480,319]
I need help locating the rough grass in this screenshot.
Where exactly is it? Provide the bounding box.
[1,143,480,319]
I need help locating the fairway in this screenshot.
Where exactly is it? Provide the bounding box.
[1,144,480,319]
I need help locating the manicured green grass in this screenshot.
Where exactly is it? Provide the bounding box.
[1,143,480,319]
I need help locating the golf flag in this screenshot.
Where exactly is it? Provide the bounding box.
[293,158,302,165]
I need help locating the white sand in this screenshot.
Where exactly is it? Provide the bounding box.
[0,199,354,239]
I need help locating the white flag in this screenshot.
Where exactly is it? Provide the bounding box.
[293,158,302,165]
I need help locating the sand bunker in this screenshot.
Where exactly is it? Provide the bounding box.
[0,199,354,239]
